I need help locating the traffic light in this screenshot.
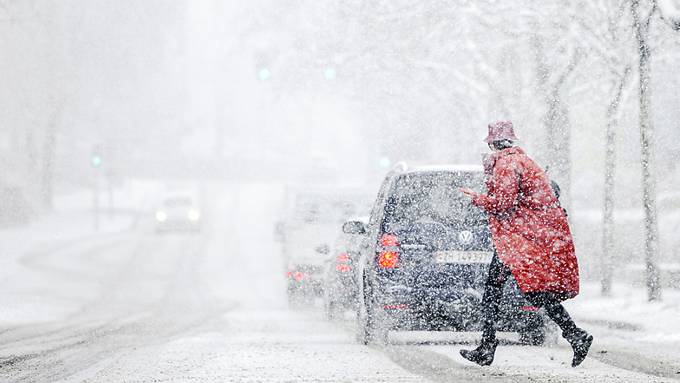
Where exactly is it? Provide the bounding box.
[91,145,103,168]
[379,156,391,168]
[323,67,337,80]
[258,67,271,81]
[91,155,102,168]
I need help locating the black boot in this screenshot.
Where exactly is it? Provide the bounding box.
[565,329,593,367]
[460,339,499,366]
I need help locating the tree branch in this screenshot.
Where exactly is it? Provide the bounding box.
[554,48,583,89]
[644,0,658,31]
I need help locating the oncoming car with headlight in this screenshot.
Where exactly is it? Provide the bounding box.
[155,194,202,233]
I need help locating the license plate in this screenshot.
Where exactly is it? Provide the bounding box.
[434,251,493,264]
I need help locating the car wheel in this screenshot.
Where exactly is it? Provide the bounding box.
[323,290,340,320]
[287,289,304,309]
[519,318,546,346]
[355,304,369,344]
[356,278,388,345]
[366,300,389,345]
[355,285,371,344]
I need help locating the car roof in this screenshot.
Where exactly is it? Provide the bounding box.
[163,193,196,201]
[391,163,483,174]
[344,216,369,223]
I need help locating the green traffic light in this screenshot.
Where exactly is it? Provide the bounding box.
[323,67,336,80]
[91,155,102,168]
[258,68,271,81]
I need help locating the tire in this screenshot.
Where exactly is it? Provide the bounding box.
[355,286,371,344]
[356,277,388,345]
[519,319,546,346]
[324,296,341,320]
[287,290,301,308]
[288,288,309,309]
[355,302,370,345]
[367,302,389,345]
[323,280,342,320]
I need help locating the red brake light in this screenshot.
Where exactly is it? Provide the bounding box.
[335,252,351,273]
[377,251,399,268]
[380,234,399,247]
[336,252,350,263]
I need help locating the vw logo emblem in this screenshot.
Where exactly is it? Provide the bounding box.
[458,230,473,244]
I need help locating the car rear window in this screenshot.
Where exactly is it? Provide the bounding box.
[383,171,487,229]
[164,197,194,207]
[293,194,369,225]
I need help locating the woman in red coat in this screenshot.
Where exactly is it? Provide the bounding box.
[459,121,592,367]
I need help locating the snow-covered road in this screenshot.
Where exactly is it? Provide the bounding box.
[0,183,678,382]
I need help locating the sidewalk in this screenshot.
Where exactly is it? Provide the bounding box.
[0,208,138,325]
[566,281,680,353]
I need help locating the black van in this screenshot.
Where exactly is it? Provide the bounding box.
[354,164,546,345]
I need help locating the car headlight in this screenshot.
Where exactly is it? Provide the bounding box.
[187,209,200,222]
[155,210,167,222]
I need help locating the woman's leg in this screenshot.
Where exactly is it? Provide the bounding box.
[526,293,578,335]
[480,254,512,343]
[526,293,593,367]
[460,253,511,366]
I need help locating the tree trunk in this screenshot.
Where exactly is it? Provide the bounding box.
[632,0,661,301]
[40,123,57,210]
[601,67,630,296]
[533,35,579,211]
[544,93,572,210]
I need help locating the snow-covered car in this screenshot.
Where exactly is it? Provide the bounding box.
[286,244,329,305]
[322,217,368,319]
[278,186,371,307]
[154,193,202,233]
[355,163,547,345]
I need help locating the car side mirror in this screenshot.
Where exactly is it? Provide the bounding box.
[315,244,330,255]
[342,220,366,235]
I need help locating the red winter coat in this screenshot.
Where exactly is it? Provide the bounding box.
[471,147,579,300]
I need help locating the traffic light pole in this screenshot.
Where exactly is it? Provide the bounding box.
[91,143,103,231]
[93,170,100,231]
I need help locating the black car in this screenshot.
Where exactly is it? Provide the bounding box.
[354,164,547,345]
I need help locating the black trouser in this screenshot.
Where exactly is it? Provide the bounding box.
[481,253,579,343]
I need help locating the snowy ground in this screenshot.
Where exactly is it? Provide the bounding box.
[0,182,679,382]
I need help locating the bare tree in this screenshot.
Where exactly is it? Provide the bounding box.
[602,65,631,295]
[574,0,636,296]
[531,31,583,210]
[576,0,675,299]
[631,0,660,301]
[628,0,680,301]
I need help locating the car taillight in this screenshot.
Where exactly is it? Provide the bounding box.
[377,251,399,268]
[377,234,400,269]
[380,233,399,247]
[335,252,351,273]
[336,252,350,262]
